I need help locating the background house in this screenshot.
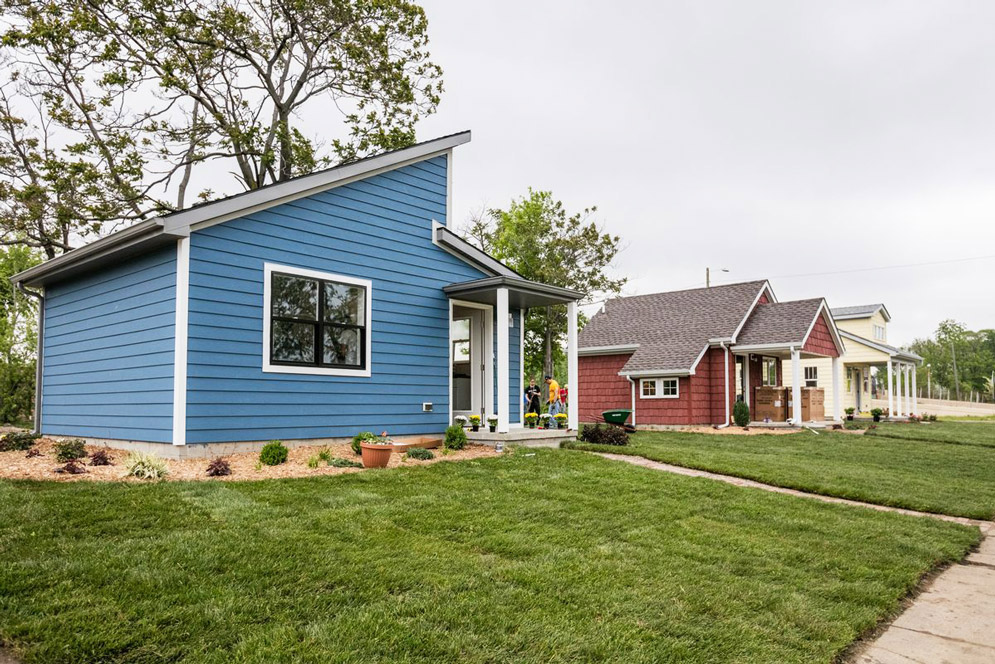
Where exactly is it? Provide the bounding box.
[577,281,845,427]
[13,132,582,456]
[783,304,922,417]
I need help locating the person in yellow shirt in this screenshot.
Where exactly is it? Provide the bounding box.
[545,375,561,417]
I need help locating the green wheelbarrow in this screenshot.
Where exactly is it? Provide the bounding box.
[600,409,636,433]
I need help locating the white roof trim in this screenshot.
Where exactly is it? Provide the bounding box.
[839,330,921,362]
[619,369,692,378]
[161,131,471,235]
[730,281,776,343]
[578,344,640,356]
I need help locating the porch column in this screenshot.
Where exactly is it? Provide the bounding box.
[897,363,905,417]
[832,356,842,422]
[903,364,911,417]
[887,360,894,418]
[496,287,510,434]
[911,365,918,415]
[791,347,802,425]
[567,300,579,431]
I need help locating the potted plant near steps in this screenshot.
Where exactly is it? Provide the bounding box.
[454,415,468,428]
[554,413,567,429]
[487,417,498,433]
[360,432,394,468]
[525,412,538,429]
[870,407,884,423]
[539,413,552,429]
[844,407,855,421]
[469,414,481,432]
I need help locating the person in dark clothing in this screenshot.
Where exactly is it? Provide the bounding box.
[524,377,542,416]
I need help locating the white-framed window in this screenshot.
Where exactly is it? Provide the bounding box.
[804,366,818,387]
[873,324,885,341]
[641,377,679,399]
[262,263,373,377]
[762,358,778,386]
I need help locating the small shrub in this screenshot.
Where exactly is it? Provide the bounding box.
[124,452,167,479]
[0,430,40,452]
[405,446,434,461]
[579,423,629,446]
[351,431,378,455]
[317,448,332,463]
[54,439,87,462]
[870,408,884,420]
[125,452,169,480]
[25,447,42,458]
[259,440,289,466]
[55,459,87,475]
[206,457,231,477]
[89,449,112,466]
[327,456,363,468]
[444,424,467,450]
[307,455,320,468]
[732,400,750,427]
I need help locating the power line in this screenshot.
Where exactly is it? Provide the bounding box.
[763,254,995,281]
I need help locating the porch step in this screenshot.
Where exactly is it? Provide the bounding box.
[466,428,576,448]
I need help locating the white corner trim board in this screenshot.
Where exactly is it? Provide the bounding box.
[172,237,190,446]
[261,262,373,378]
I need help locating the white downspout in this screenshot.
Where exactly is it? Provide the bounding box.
[627,376,637,427]
[717,342,730,428]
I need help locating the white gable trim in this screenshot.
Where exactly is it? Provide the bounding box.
[730,281,776,343]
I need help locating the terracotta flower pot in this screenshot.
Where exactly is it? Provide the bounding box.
[360,442,393,468]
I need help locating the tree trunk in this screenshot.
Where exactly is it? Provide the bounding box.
[543,306,553,378]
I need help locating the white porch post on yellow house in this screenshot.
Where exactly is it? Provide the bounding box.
[832,356,842,422]
[895,362,904,417]
[567,300,579,431]
[912,366,918,415]
[791,347,802,425]
[903,364,911,417]
[888,358,895,417]
[496,287,510,434]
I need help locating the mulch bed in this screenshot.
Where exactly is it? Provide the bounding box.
[0,438,500,483]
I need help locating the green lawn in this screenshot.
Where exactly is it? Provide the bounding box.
[567,427,995,519]
[865,420,995,448]
[0,450,979,663]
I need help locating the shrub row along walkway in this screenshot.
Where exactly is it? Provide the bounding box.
[594,453,995,664]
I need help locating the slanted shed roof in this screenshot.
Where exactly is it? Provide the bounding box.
[578,280,770,375]
[736,299,825,346]
[831,303,891,322]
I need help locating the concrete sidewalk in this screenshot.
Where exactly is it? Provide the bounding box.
[594,452,995,664]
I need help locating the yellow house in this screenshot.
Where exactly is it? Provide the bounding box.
[784,304,922,418]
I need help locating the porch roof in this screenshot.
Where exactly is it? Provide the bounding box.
[443,276,583,308]
[839,330,922,364]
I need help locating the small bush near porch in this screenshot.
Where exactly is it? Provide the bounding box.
[566,425,995,519]
[0,450,978,663]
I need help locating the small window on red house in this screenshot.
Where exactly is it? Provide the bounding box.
[641,378,679,398]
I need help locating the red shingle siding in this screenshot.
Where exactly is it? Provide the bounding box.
[636,376,694,424]
[757,292,770,305]
[577,354,632,422]
[803,314,840,357]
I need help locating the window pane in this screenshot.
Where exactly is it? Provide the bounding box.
[451,318,470,341]
[453,340,470,361]
[642,380,656,396]
[273,275,318,320]
[272,320,315,363]
[662,379,678,395]
[323,326,361,366]
[324,282,365,326]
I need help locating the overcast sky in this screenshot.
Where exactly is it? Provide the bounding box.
[415,0,995,346]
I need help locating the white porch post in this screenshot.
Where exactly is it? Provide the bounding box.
[897,363,906,417]
[887,360,895,418]
[912,365,918,415]
[791,347,802,425]
[496,287,510,434]
[832,356,842,422]
[567,300,579,431]
[903,364,911,417]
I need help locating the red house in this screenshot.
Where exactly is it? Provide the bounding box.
[577,280,845,427]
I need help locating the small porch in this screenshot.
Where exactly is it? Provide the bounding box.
[466,428,575,448]
[443,275,584,434]
[734,346,844,424]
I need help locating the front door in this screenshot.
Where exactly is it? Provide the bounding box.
[452,305,489,421]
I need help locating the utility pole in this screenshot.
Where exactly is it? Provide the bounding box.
[949,339,961,401]
[927,363,931,399]
[706,267,728,288]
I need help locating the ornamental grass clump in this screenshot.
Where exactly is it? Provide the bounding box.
[327,457,363,468]
[259,441,289,466]
[125,452,168,480]
[54,439,87,462]
[0,430,40,452]
[444,424,467,450]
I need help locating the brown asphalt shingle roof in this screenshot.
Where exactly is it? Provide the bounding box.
[578,281,769,374]
[735,299,824,346]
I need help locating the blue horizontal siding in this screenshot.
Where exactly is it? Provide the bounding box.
[185,154,521,443]
[41,246,176,443]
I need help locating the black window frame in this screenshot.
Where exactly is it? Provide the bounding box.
[269,271,368,371]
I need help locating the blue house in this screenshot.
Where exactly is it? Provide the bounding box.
[14,132,582,456]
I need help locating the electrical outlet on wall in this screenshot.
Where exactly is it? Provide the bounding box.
[422,402,433,412]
